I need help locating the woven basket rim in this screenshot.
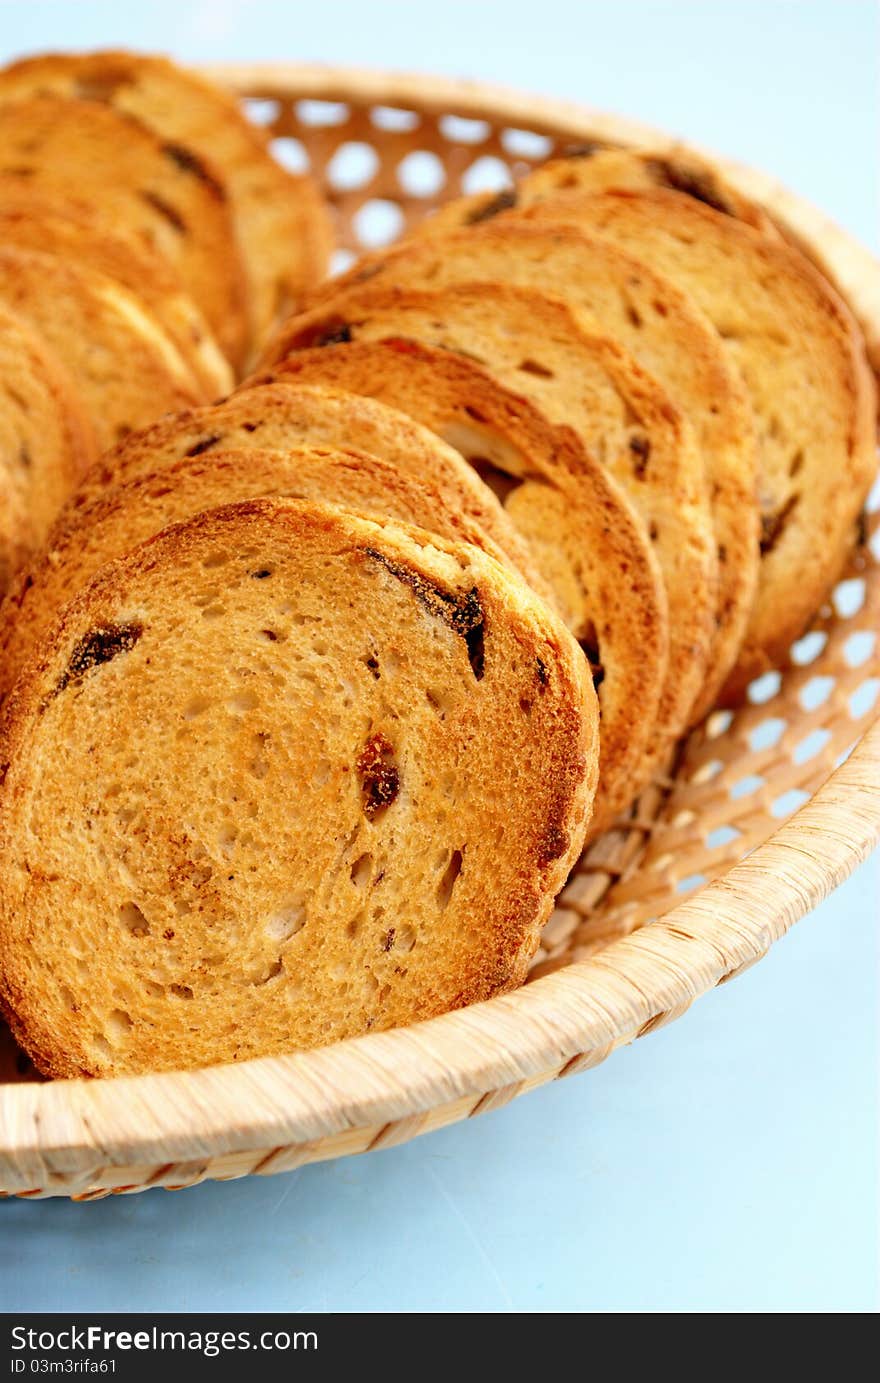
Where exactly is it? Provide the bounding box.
[1,64,878,1179]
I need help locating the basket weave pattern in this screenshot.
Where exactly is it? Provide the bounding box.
[0,66,877,1198]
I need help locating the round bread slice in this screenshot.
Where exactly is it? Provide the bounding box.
[0,180,232,397]
[0,245,204,451]
[0,306,94,592]
[0,51,333,347]
[0,498,598,1077]
[69,381,543,594]
[499,189,878,695]
[419,146,774,237]
[281,220,759,719]
[0,95,248,368]
[255,301,672,831]
[0,444,532,703]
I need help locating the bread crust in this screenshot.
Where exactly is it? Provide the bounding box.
[283,219,759,718]
[0,94,249,367]
[0,305,94,592]
[0,499,597,1077]
[0,51,333,351]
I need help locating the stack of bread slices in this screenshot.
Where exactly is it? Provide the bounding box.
[0,54,875,1081]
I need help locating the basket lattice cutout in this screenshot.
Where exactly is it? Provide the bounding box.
[0,67,877,1198]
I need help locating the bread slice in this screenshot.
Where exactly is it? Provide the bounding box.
[497,189,878,694]
[255,297,672,830]
[0,306,94,593]
[0,95,248,368]
[0,245,205,451]
[268,282,710,743]
[284,220,759,718]
[70,381,542,592]
[0,179,232,397]
[0,444,533,703]
[0,498,598,1077]
[0,51,333,348]
[419,145,774,238]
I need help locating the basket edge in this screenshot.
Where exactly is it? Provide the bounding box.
[1,66,879,1192]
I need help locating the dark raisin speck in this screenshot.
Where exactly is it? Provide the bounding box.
[185,433,222,458]
[139,189,186,234]
[466,188,518,224]
[357,732,400,819]
[251,569,272,580]
[647,158,734,215]
[362,549,486,680]
[561,139,606,159]
[760,494,800,555]
[315,323,353,347]
[629,434,651,478]
[161,142,225,198]
[51,622,144,700]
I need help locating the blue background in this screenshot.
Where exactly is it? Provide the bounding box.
[0,0,877,1313]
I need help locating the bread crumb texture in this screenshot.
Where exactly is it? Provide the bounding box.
[0,499,597,1077]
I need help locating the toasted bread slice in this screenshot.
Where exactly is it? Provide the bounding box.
[270,287,716,738]
[498,189,878,694]
[0,180,231,397]
[0,444,532,702]
[0,95,248,367]
[0,245,204,451]
[69,381,543,592]
[0,306,94,592]
[283,220,759,718]
[0,51,333,348]
[419,146,774,237]
[0,499,597,1077]
[255,294,672,829]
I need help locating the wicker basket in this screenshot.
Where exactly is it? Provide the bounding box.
[0,65,877,1200]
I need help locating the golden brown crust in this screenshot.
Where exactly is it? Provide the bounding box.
[0,443,534,704]
[0,306,95,592]
[256,292,672,829]
[0,499,597,1077]
[0,244,205,451]
[0,180,232,397]
[0,94,249,368]
[283,219,759,719]
[0,51,333,352]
